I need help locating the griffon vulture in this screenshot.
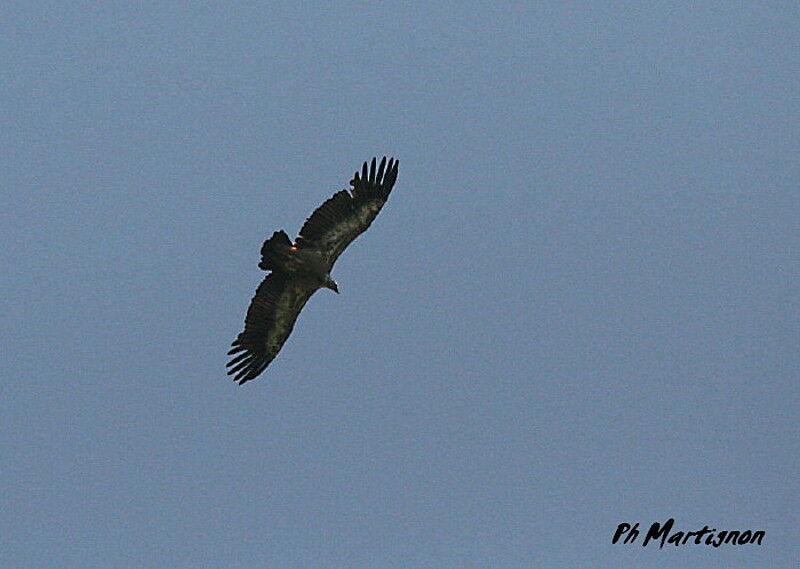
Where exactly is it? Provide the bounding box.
[227,157,399,384]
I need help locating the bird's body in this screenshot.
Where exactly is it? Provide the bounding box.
[227,157,399,384]
[260,235,332,283]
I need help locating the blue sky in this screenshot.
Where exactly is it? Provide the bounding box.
[2,2,797,567]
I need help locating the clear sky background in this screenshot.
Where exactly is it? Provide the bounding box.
[2,3,797,568]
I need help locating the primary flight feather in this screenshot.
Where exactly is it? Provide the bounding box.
[227,157,399,384]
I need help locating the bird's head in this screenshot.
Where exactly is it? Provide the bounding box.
[323,276,339,294]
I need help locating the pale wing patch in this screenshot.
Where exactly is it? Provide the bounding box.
[319,199,385,265]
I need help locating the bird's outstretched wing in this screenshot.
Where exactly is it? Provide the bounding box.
[226,273,317,384]
[295,156,399,266]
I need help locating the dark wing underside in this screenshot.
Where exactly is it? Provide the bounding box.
[295,156,399,266]
[226,273,317,384]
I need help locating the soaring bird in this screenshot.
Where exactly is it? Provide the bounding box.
[227,157,399,384]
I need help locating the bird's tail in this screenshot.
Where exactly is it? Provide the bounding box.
[258,230,292,271]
